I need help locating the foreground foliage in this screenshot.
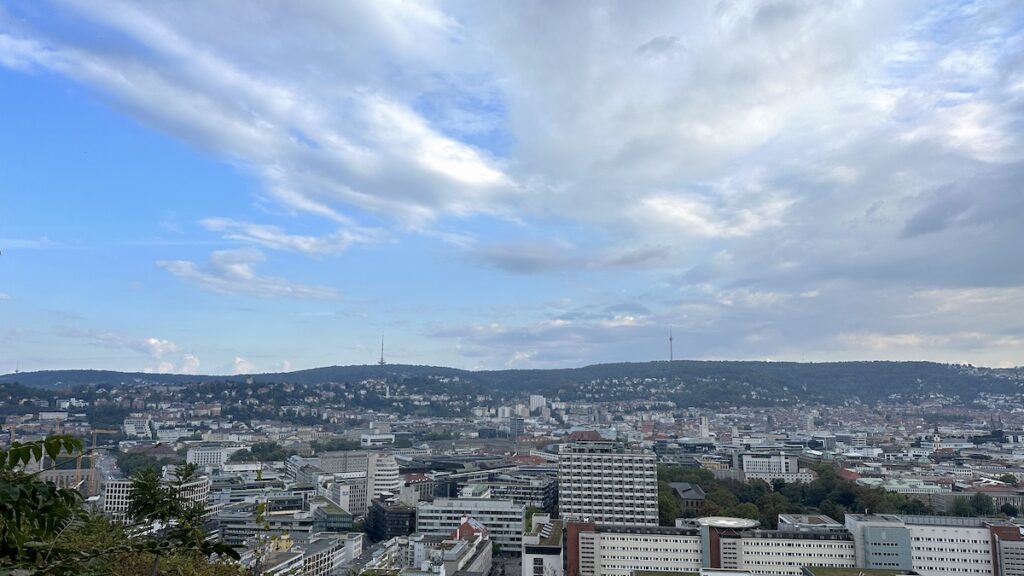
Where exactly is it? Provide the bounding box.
[0,436,240,575]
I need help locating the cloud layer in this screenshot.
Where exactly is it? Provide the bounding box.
[2,0,1023,369]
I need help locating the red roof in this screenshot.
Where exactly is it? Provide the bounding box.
[837,468,861,481]
[450,517,489,540]
[569,430,602,441]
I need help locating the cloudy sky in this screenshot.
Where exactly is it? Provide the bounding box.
[1,0,1023,374]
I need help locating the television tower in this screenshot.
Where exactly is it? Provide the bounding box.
[669,328,674,362]
[378,332,386,366]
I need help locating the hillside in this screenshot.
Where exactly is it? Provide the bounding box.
[2,360,1022,406]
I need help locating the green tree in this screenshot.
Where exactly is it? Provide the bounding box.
[1000,503,1019,517]
[227,442,295,463]
[998,473,1019,485]
[0,436,84,568]
[969,492,995,516]
[658,482,683,526]
[128,462,239,575]
[951,497,974,516]
[728,502,760,520]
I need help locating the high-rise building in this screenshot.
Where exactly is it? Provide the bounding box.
[558,441,658,526]
[510,417,526,440]
[367,453,401,498]
[529,394,547,412]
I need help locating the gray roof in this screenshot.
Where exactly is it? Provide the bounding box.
[670,482,706,501]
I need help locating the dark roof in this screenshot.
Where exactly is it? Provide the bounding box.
[670,482,706,501]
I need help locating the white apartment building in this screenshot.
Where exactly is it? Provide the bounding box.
[740,453,815,483]
[558,441,658,526]
[186,444,246,468]
[416,497,525,553]
[529,394,546,411]
[122,416,151,438]
[102,475,211,523]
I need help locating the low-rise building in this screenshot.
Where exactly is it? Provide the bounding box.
[416,497,525,553]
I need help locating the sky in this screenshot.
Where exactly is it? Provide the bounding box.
[1,0,1023,374]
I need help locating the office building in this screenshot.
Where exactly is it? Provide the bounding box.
[416,497,525,553]
[102,475,211,523]
[845,513,1020,576]
[566,516,856,576]
[740,453,816,483]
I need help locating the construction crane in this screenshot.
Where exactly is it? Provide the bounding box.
[76,429,118,496]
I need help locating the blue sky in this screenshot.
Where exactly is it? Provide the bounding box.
[1,0,1023,373]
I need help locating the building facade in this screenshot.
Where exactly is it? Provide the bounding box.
[558,441,658,526]
[415,497,525,553]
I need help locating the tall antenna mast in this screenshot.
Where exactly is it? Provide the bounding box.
[378,332,386,366]
[669,328,674,362]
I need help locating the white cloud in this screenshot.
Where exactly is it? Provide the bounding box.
[179,354,201,374]
[0,293,9,301]
[142,337,178,358]
[146,352,201,375]
[232,356,256,374]
[157,249,337,299]
[4,1,1024,368]
[201,217,384,256]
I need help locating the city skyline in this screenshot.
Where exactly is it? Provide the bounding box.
[2,1,1023,374]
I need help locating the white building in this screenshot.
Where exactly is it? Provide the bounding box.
[522,514,563,576]
[846,514,1003,576]
[558,441,658,526]
[367,453,401,498]
[740,453,815,483]
[569,517,856,576]
[360,433,395,447]
[416,497,525,553]
[102,475,211,523]
[529,395,547,412]
[186,444,246,468]
[122,416,151,438]
[362,518,493,575]
[260,532,364,576]
[323,473,368,516]
[575,525,702,576]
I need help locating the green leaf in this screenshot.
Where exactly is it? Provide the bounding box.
[45,440,60,462]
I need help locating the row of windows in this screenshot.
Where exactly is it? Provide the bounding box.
[744,541,851,548]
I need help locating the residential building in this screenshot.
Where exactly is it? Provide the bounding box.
[558,441,658,526]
